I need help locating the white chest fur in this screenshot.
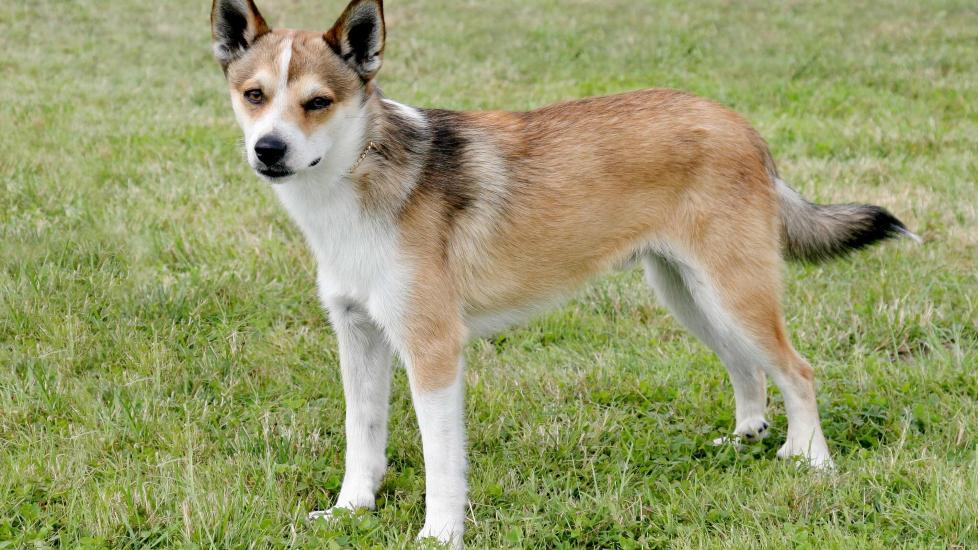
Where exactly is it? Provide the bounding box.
[273,174,409,333]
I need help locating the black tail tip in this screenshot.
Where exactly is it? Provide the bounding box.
[843,206,920,253]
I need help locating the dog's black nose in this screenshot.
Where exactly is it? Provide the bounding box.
[255,135,288,166]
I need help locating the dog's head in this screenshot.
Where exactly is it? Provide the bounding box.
[211,0,384,181]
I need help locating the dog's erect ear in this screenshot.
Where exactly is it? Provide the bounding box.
[324,0,386,81]
[211,0,271,71]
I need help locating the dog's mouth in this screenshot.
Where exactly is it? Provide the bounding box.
[257,167,295,180]
[255,158,320,181]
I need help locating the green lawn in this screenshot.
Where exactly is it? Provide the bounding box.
[2,0,977,547]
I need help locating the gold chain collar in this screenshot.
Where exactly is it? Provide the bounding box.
[347,140,379,175]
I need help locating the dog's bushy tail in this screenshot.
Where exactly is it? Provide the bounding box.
[776,178,919,262]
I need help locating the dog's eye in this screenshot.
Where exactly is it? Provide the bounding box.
[244,89,264,104]
[305,96,333,111]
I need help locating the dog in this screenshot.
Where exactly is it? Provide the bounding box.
[210,0,917,546]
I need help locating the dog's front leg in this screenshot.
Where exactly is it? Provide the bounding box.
[308,298,393,519]
[401,305,468,548]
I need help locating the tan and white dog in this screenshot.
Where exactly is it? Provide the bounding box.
[210,0,916,546]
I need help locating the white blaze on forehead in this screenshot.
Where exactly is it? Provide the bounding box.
[248,37,294,152]
[275,37,293,95]
[265,36,293,120]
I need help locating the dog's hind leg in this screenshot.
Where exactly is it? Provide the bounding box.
[651,242,832,467]
[642,253,770,443]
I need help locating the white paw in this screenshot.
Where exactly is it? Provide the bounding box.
[712,416,770,447]
[735,417,771,442]
[307,507,350,522]
[307,499,374,522]
[777,439,834,469]
[417,519,464,549]
[711,435,744,449]
[307,509,333,521]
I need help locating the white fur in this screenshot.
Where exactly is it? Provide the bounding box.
[409,363,467,549]
[287,155,414,524]
[382,99,425,124]
[308,300,393,516]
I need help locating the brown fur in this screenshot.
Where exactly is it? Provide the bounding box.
[211,4,920,541]
[347,88,799,391]
[416,91,779,315]
[227,30,362,133]
[213,0,906,416]
[219,27,834,400]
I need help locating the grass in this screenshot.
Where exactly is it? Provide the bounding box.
[1,0,977,547]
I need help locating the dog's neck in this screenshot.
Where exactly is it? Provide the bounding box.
[273,90,432,225]
[338,91,432,214]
